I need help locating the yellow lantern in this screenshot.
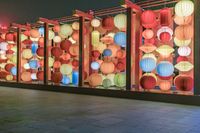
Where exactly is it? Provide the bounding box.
[60,24,73,37]
[106,74,115,86]
[72,22,80,30]
[48,57,54,67]
[6,75,13,81]
[11,46,17,53]
[142,53,157,62]
[114,14,127,30]
[60,64,73,75]
[94,42,107,53]
[139,44,157,53]
[175,0,194,17]
[175,61,193,72]
[49,30,55,40]
[174,37,191,47]
[92,30,100,47]
[91,19,101,28]
[11,55,17,64]
[30,37,39,42]
[143,73,158,81]
[22,49,33,59]
[21,34,28,42]
[156,45,174,57]
[53,36,62,43]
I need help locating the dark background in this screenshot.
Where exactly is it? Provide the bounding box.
[0,0,137,26]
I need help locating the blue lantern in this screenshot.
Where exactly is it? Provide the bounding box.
[10,66,17,76]
[31,43,38,55]
[39,27,44,36]
[140,58,156,72]
[114,32,126,47]
[72,71,79,85]
[29,60,39,69]
[103,49,112,56]
[91,62,100,70]
[156,61,174,77]
[62,75,70,85]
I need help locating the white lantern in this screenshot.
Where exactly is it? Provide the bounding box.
[60,24,73,37]
[72,22,80,30]
[0,42,8,51]
[53,36,62,43]
[178,46,191,56]
[157,26,173,38]
[175,0,194,17]
[24,63,30,69]
[114,14,127,30]
[156,45,174,57]
[174,37,191,47]
[30,37,39,42]
[49,30,55,40]
[91,18,101,28]
[31,73,37,80]
[91,30,100,47]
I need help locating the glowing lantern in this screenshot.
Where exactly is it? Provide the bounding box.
[92,30,100,47]
[142,29,154,39]
[60,64,73,75]
[156,45,174,57]
[39,27,44,36]
[106,74,115,86]
[91,50,100,58]
[140,58,156,72]
[72,31,79,41]
[102,79,112,89]
[72,71,79,85]
[62,75,70,85]
[175,0,194,17]
[21,34,28,42]
[139,44,157,53]
[174,15,192,25]
[21,72,32,82]
[140,75,156,90]
[10,66,17,76]
[22,49,33,59]
[49,30,55,40]
[31,73,37,80]
[142,53,157,62]
[160,8,172,26]
[178,46,191,56]
[114,32,126,47]
[53,36,62,43]
[156,61,174,77]
[0,42,8,51]
[114,14,127,30]
[175,61,193,72]
[6,75,13,81]
[51,72,62,83]
[159,81,171,91]
[141,10,157,28]
[102,16,114,30]
[175,25,194,40]
[88,73,102,87]
[23,63,30,69]
[94,43,107,53]
[174,75,193,91]
[5,33,14,42]
[30,29,40,38]
[159,32,172,42]
[53,25,60,32]
[38,37,44,47]
[177,56,188,63]
[51,47,63,58]
[103,49,112,57]
[29,60,39,69]
[114,73,126,88]
[174,37,191,47]
[37,71,44,81]
[100,61,115,74]
[60,24,73,37]
[48,57,55,67]
[91,62,100,70]
[157,27,173,39]
[116,49,126,59]
[91,18,101,28]
[72,22,80,30]
[36,47,44,57]
[69,44,79,56]
[60,40,72,51]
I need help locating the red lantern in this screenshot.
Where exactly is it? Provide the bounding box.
[92,50,100,58]
[53,25,60,33]
[174,75,193,91]
[160,8,172,26]
[5,64,15,72]
[5,33,14,41]
[37,71,44,81]
[22,39,32,45]
[53,61,61,69]
[102,16,115,30]
[144,38,156,45]
[177,56,188,63]
[140,75,156,90]
[6,50,14,54]
[24,30,30,36]
[159,32,171,42]
[116,61,125,72]
[0,71,9,79]
[51,72,62,83]
[158,75,172,80]
[72,59,79,67]
[51,47,63,58]
[141,10,157,28]
[72,31,79,41]
[38,37,44,47]
[60,40,72,51]
[36,47,44,57]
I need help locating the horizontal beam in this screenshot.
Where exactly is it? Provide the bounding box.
[73,10,93,20]
[11,23,31,30]
[121,0,142,12]
[38,17,59,25]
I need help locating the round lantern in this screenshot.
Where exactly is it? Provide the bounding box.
[116,49,126,59]
[53,61,61,69]
[175,0,194,17]
[141,10,157,28]
[174,75,193,91]
[142,53,157,62]
[0,42,8,51]
[159,81,171,91]
[139,58,156,72]
[31,73,37,80]
[72,22,80,30]
[174,37,191,47]
[114,14,127,30]
[69,44,79,56]
[175,61,193,72]
[114,32,126,47]
[106,74,115,86]
[91,62,100,70]
[159,32,171,42]
[36,47,44,57]
[157,26,173,39]
[91,18,101,28]
[60,40,72,51]
[102,16,114,30]
[39,27,44,36]
[22,49,33,59]
[177,56,188,63]
[94,43,107,53]
[100,61,115,74]
[29,60,38,69]
[72,71,79,85]
[48,57,54,67]
[160,8,172,26]
[23,63,30,69]
[51,47,63,58]
[53,25,60,33]
[114,73,126,88]
[116,61,125,72]
[156,45,174,57]
[37,71,44,81]
[175,25,194,40]
[30,29,40,38]
[142,29,154,39]
[60,64,73,75]
[49,30,55,40]
[60,24,73,37]
[103,49,112,57]
[5,33,14,42]
[174,15,192,25]
[88,73,102,87]
[21,72,32,82]
[92,30,100,47]
[53,36,62,43]
[31,43,38,55]
[156,61,174,77]
[10,66,17,76]
[91,50,100,58]
[178,46,191,56]
[102,79,112,89]
[107,44,120,57]
[5,63,15,72]
[6,75,13,81]
[72,31,79,41]
[51,72,62,83]
[62,75,70,85]
[140,75,156,90]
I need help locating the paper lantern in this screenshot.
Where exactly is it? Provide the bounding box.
[116,49,126,59]
[38,37,44,47]
[175,0,194,17]
[140,58,156,72]
[174,75,193,91]
[72,31,79,41]
[142,29,154,39]
[91,18,101,28]
[100,36,114,45]
[23,30,30,36]
[114,14,127,30]
[156,61,174,77]
[174,37,191,47]
[156,45,174,57]
[5,63,14,72]
[38,27,44,36]
[53,36,62,43]
[69,44,79,56]
[62,75,70,85]
[102,79,112,89]
[103,49,112,57]
[36,47,44,57]
[92,30,100,47]
[53,25,60,33]
[174,15,192,25]
[142,53,157,62]
[175,61,193,72]
[60,64,73,75]
[177,56,188,63]
[160,8,172,26]
[53,61,61,69]
[159,32,172,42]
[23,63,30,69]
[107,44,120,57]
[31,43,38,54]
[116,61,125,72]
[91,62,100,70]
[51,47,63,58]
[157,27,173,39]
[72,71,79,85]
[22,49,33,59]
[31,73,37,80]
[159,81,171,91]
[94,43,107,53]
[175,25,194,40]
[51,72,62,83]
[114,73,126,87]
[91,50,100,58]
[49,30,55,40]
[139,44,157,53]
[0,42,8,51]
[37,71,44,81]
[141,10,157,28]
[178,46,191,56]
[102,16,114,30]
[143,73,158,81]
[114,32,126,47]
[21,72,32,82]
[6,75,13,81]
[60,24,73,37]
[105,74,115,86]
[140,75,156,90]
[60,40,72,51]
[29,60,39,69]
[88,73,102,87]
[100,61,115,74]
[10,66,17,76]
[72,22,80,30]
[5,33,14,42]
[30,29,40,38]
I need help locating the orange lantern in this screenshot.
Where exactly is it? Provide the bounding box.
[53,61,61,69]
[53,25,61,32]
[21,72,32,82]
[100,61,115,74]
[107,44,120,58]
[38,37,44,47]
[139,44,157,53]
[69,44,79,56]
[37,71,44,81]
[174,15,192,26]
[116,49,126,59]
[30,29,40,38]
[159,81,171,91]
[88,73,102,87]
[142,29,154,39]
[175,25,194,40]
[72,31,79,41]
[51,72,62,83]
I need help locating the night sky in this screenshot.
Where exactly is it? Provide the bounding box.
[0,0,136,26]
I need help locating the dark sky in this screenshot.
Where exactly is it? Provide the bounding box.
[0,0,136,26]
